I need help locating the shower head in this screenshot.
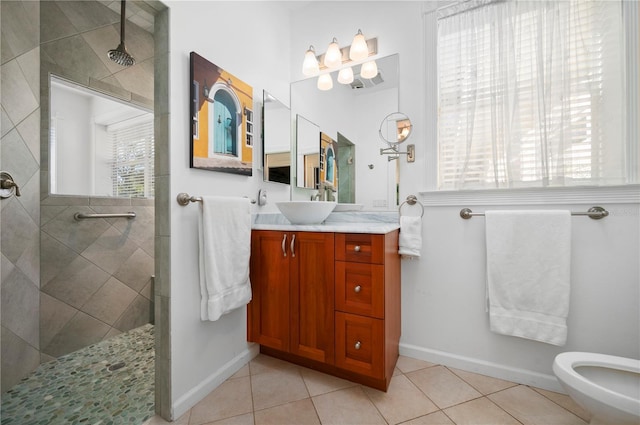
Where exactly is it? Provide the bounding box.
[108,42,135,67]
[108,0,135,67]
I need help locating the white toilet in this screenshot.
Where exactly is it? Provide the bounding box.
[553,352,640,425]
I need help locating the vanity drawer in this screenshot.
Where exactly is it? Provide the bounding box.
[335,262,384,318]
[335,233,384,264]
[335,312,384,378]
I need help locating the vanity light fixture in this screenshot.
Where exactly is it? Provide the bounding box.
[302,45,320,76]
[337,67,354,84]
[303,30,378,91]
[349,29,369,61]
[317,73,333,91]
[324,38,342,69]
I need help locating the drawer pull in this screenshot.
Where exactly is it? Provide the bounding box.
[282,234,287,257]
[290,234,296,258]
[354,245,361,252]
[354,285,362,293]
[355,341,361,350]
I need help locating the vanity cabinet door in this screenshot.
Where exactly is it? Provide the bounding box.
[290,232,336,364]
[248,230,290,352]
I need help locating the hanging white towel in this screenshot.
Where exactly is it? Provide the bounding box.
[485,210,571,346]
[198,196,252,321]
[399,215,422,258]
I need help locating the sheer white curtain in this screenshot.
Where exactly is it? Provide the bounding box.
[437,0,627,190]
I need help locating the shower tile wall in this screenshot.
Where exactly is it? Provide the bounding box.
[38,1,155,362]
[1,1,42,393]
[40,198,155,360]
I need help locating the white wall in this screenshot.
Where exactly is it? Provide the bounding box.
[164,1,639,416]
[166,1,292,417]
[290,1,640,392]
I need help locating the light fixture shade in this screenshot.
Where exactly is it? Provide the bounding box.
[317,73,333,90]
[349,29,369,61]
[360,60,378,79]
[324,38,342,69]
[302,46,319,76]
[337,67,354,84]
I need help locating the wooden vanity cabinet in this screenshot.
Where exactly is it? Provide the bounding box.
[248,230,335,364]
[248,229,400,391]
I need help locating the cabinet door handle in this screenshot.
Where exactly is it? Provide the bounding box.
[290,234,296,258]
[354,341,362,350]
[354,285,361,293]
[354,245,361,252]
[282,234,287,257]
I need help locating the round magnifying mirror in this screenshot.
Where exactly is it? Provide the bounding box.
[379,112,412,145]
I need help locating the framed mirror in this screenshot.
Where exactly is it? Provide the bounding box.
[49,76,154,197]
[291,54,399,208]
[262,91,291,184]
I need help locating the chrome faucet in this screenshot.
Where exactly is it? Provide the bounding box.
[312,182,325,201]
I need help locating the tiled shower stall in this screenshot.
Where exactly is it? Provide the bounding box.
[1,0,156,392]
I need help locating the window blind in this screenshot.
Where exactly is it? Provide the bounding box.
[110,118,154,197]
[437,0,627,190]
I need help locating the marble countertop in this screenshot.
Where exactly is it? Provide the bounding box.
[252,211,400,234]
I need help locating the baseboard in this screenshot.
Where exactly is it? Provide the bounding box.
[399,343,565,393]
[171,344,260,419]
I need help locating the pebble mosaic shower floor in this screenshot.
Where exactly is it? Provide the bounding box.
[1,324,155,425]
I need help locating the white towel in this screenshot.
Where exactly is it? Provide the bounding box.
[399,215,422,258]
[485,210,571,346]
[198,196,252,321]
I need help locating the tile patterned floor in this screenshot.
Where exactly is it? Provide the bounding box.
[1,324,155,425]
[144,353,591,425]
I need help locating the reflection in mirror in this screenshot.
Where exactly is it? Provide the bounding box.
[291,54,399,208]
[379,112,412,145]
[262,91,291,184]
[50,76,154,197]
[296,114,320,189]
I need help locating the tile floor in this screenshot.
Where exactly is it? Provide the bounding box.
[144,354,591,425]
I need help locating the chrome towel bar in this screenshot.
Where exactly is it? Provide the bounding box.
[74,211,136,221]
[177,192,256,206]
[460,206,609,220]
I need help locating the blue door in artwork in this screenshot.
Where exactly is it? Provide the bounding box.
[213,90,237,155]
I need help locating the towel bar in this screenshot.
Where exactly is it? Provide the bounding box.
[177,192,256,206]
[460,206,609,220]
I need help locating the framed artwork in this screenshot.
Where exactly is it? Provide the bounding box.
[190,52,253,175]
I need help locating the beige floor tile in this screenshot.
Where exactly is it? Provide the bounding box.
[251,367,309,411]
[230,364,250,380]
[406,365,482,409]
[254,398,320,425]
[401,410,455,425]
[249,354,299,376]
[532,388,591,423]
[448,368,518,395]
[444,397,520,424]
[488,385,588,425]
[300,367,358,396]
[312,386,386,425]
[189,377,253,425]
[205,413,255,424]
[396,355,436,373]
[362,374,439,424]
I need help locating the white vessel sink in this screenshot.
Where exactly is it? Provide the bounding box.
[276,201,336,224]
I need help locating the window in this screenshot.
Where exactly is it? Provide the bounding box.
[110,117,154,198]
[437,0,633,191]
